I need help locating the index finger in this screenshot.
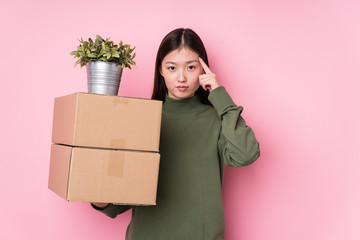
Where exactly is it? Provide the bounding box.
[199,57,212,74]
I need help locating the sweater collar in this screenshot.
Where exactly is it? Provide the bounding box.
[163,94,208,114]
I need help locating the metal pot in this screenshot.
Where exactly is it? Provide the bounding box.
[86,61,123,96]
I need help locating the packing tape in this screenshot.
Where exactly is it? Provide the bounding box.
[110,139,126,149]
[108,151,125,177]
[113,97,129,107]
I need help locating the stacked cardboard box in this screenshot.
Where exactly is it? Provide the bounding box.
[48,93,162,205]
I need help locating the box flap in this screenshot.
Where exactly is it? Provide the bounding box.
[73,93,162,151]
[51,93,78,145]
[67,147,160,204]
[48,144,72,200]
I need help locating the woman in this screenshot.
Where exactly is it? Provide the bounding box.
[92,28,260,240]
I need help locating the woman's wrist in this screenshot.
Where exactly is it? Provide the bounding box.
[208,86,237,113]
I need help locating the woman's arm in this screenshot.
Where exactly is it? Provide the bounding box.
[197,58,260,166]
[209,86,260,167]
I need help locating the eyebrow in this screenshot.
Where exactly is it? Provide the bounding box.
[164,60,199,65]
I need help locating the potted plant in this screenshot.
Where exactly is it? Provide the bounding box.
[70,35,136,95]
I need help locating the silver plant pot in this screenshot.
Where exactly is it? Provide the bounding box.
[86,61,123,96]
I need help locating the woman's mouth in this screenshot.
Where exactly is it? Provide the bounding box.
[176,86,188,91]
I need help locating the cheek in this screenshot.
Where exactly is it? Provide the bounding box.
[163,77,170,88]
[189,72,201,85]
[163,72,175,88]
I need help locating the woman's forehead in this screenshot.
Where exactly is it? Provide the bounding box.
[163,47,199,64]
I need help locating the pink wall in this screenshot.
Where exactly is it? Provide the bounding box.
[1,0,359,239]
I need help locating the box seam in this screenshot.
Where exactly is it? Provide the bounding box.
[73,93,79,146]
[66,146,74,200]
[55,143,160,153]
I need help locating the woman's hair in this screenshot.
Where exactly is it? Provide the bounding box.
[151,28,212,105]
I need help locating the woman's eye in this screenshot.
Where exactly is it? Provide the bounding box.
[168,66,175,71]
[188,66,196,70]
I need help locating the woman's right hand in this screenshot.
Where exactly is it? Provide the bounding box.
[91,202,110,209]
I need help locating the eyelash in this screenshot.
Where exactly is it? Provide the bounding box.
[167,66,196,71]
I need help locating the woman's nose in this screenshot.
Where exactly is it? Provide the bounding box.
[178,70,186,82]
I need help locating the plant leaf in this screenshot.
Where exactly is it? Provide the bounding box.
[112,52,120,58]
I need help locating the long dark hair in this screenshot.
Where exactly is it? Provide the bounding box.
[151,28,212,105]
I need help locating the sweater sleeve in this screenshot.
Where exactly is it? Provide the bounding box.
[208,86,260,167]
[91,203,132,218]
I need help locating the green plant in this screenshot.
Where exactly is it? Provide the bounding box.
[70,35,136,69]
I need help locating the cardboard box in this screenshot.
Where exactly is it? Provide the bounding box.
[48,144,160,205]
[51,93,162,152]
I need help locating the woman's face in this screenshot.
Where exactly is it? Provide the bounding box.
[160,47,203,100]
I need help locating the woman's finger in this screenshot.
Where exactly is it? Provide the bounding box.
[199,74,215,81]
[199,78,214,91]
[199,57,213,74]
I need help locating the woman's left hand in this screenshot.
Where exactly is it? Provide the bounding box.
[198,57,221,92]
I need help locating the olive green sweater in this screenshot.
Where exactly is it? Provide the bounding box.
[92,86,260,240]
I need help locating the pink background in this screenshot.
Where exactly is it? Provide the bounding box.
[1,0,359,239]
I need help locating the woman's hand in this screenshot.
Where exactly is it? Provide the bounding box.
[198,57,221,92]
[92,202,109,209]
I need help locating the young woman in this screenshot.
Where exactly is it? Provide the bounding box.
[92,28,260,240]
